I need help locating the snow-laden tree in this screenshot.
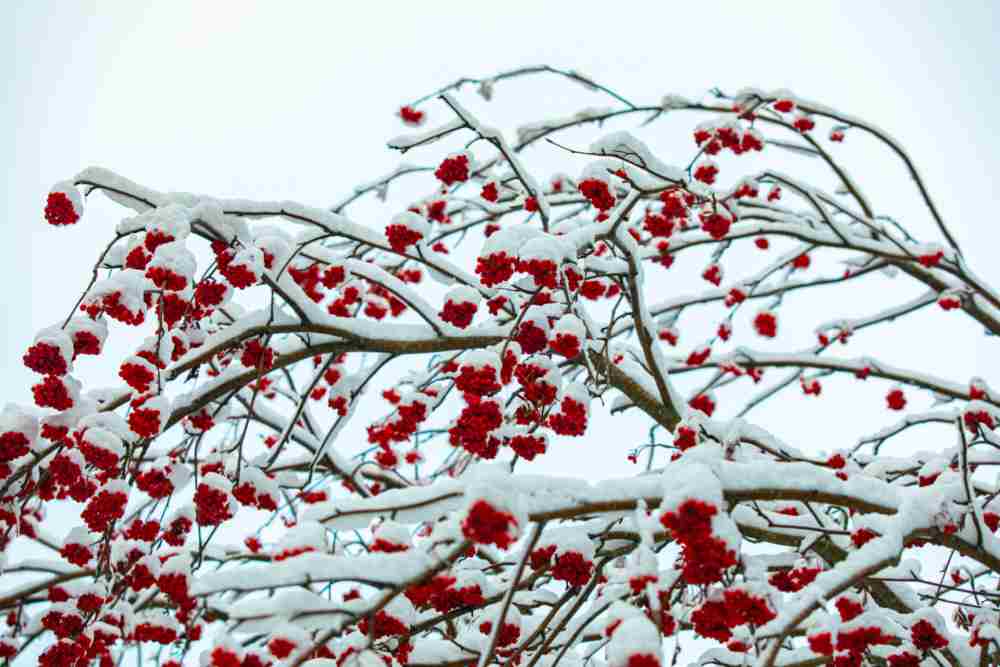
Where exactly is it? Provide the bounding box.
[2,67,999,667]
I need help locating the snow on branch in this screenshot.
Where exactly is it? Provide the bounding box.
[6,68,999,667]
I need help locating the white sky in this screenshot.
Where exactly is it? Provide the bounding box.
[6,0,999,449]
[2,1,1000,661]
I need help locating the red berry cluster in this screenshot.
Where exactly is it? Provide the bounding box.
[481,182,499,202]
[753,311,778,338]
[194,483,233,526]
[39,639,86,666]
[769,565,821,592]
[834,596,864,621]
[60,541,92,567]
[440,298,477,328]
[357,609,409,638]
[691,588,776,642]
[399,106,424,125]
[211,241,259,289]
[515,363,558,406]
[809,625,895,659]
[268,637,297,659]
[81,487,127,532]
[162,514,192,546]
[31,375,75,410]
[626,654,661,667]
[127,403,162,438]
[44,191,80,226]
[549,331,581,358]
[119,360,155,393]
[578,178,615,211]
[850,528,878,548]
[515,320,549,355]
[462,499,518,549]
[367,395,428,452]
[133,622,178,644]
[886,388,907,411]
[23,342,68,376]
[693,124,764,156]
[406,574,485,612]
[41,608,85,638]
[548,395,587,436]
[910,619,948,651]
[435,155,470,186]
[509,433,546,460]
[455,364,501,396]
[449,395,503,458]
[0,431,30,463]
[702,264,722,286]
[688,393,715,416]
[517,258,559,289]
[136,466,175,498]
[550,550,593,587]
[964,408,995,432]
[385,223,424,253]
[476,251,517,287]
[694,163,718,185]
[660,499,736,584]
[700,211,731,240]
[479,620,520,648]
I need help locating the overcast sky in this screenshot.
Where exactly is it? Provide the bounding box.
[4,0,999,477]
[2,1,999,663]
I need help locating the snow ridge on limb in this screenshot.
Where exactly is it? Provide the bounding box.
[6,69,998,667]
